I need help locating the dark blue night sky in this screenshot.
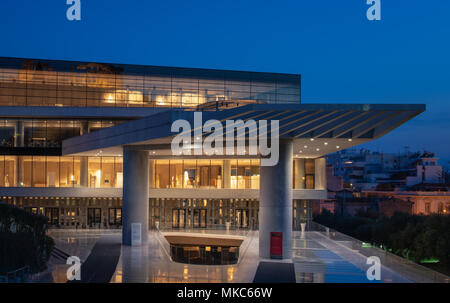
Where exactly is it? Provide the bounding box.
[1,0,449,162]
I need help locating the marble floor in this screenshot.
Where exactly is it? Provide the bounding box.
[35,229,430,283]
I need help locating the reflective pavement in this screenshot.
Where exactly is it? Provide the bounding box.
[36,229,429,283]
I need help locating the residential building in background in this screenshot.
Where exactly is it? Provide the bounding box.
[318,149,449,217]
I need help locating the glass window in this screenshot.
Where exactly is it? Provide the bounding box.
[0,120,15,147]
[230,160,238,189]
[101,157,115,188]
[88,157,101,188]
[0,156,4,187]
[169,160,183,188]
[250,159,260,189]
[32,156,46,187]
[210,160,223,188]
[305,159,315,189]
[183,160,197,188]
[21,156,32,187]
[197,160,210,188]
[4,156,16,187]
[60,157,75,187]
[46,157,59,187]
[73,157,81,187]
[114,157,123,188]
[155,160,170,189]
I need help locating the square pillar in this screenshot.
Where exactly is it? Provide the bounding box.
[122,148,149,245]
[259,139,293,259]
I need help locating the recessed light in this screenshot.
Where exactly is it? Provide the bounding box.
[324,142,328,145]
[336,146,340,149]
[310,138,314,141]
[299,150,303,153]
[304,145,308,148]
[316,148,320,151]
[348,139,353,142]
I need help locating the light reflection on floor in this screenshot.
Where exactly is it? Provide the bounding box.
[111,230,258,283]
[35,229,415,283]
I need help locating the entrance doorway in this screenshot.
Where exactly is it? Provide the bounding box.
[236,209,249,228]
[109,208,122,226]
[87,208,102,227]
[172,209,186,228]
[45,208,59,226]
[193,208,207,228]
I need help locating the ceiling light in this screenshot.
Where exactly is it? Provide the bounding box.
[348,138,353,142]
[324,142,328,145]
[310,138,314,141]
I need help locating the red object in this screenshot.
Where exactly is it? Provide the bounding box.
[270,232,283,258]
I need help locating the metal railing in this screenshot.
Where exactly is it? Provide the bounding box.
[310,221,450,283]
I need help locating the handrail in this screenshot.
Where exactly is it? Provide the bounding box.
[310,221,450,283]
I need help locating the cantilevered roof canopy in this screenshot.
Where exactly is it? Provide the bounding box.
[62,103,425,159]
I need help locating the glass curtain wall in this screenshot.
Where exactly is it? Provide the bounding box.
[0,60,300,108]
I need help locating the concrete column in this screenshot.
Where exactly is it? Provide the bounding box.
[314,157,326,190]
[122,149,149,245]
[223,160,231,189]
[259,139,293,259]
[80,157,89,187]
[294,159,305,189]
[149,159,155,188]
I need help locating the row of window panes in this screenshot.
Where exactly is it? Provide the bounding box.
[0,156,316,190]
[0,69,300,107]
[0,89,299,107]
[153,159,261,189]
[0,156,122,188]
[0,68,299,91]
[0,120,123,147]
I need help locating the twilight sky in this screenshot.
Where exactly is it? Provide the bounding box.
[0,0,449,163]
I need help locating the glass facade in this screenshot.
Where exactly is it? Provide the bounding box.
[0,157,320,190]
[0,119,125,148]
[0,58,301,109]
[0,156,122,188]
[150,198,259,230]
[153,159,260,189]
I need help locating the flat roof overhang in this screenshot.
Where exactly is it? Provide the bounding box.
[62,103,425,158]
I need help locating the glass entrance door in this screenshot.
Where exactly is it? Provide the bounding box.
[109,208,122,226]
[172,209,186,228]
[88,208,101,227]
[236,209,249,228]
[193,209,207,228]
[45,207,59,226]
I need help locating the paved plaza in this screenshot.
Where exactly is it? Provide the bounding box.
[29,228,443,283]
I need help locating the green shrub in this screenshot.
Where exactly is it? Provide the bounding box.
[314,210,450,272]
[0,203,55,274]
